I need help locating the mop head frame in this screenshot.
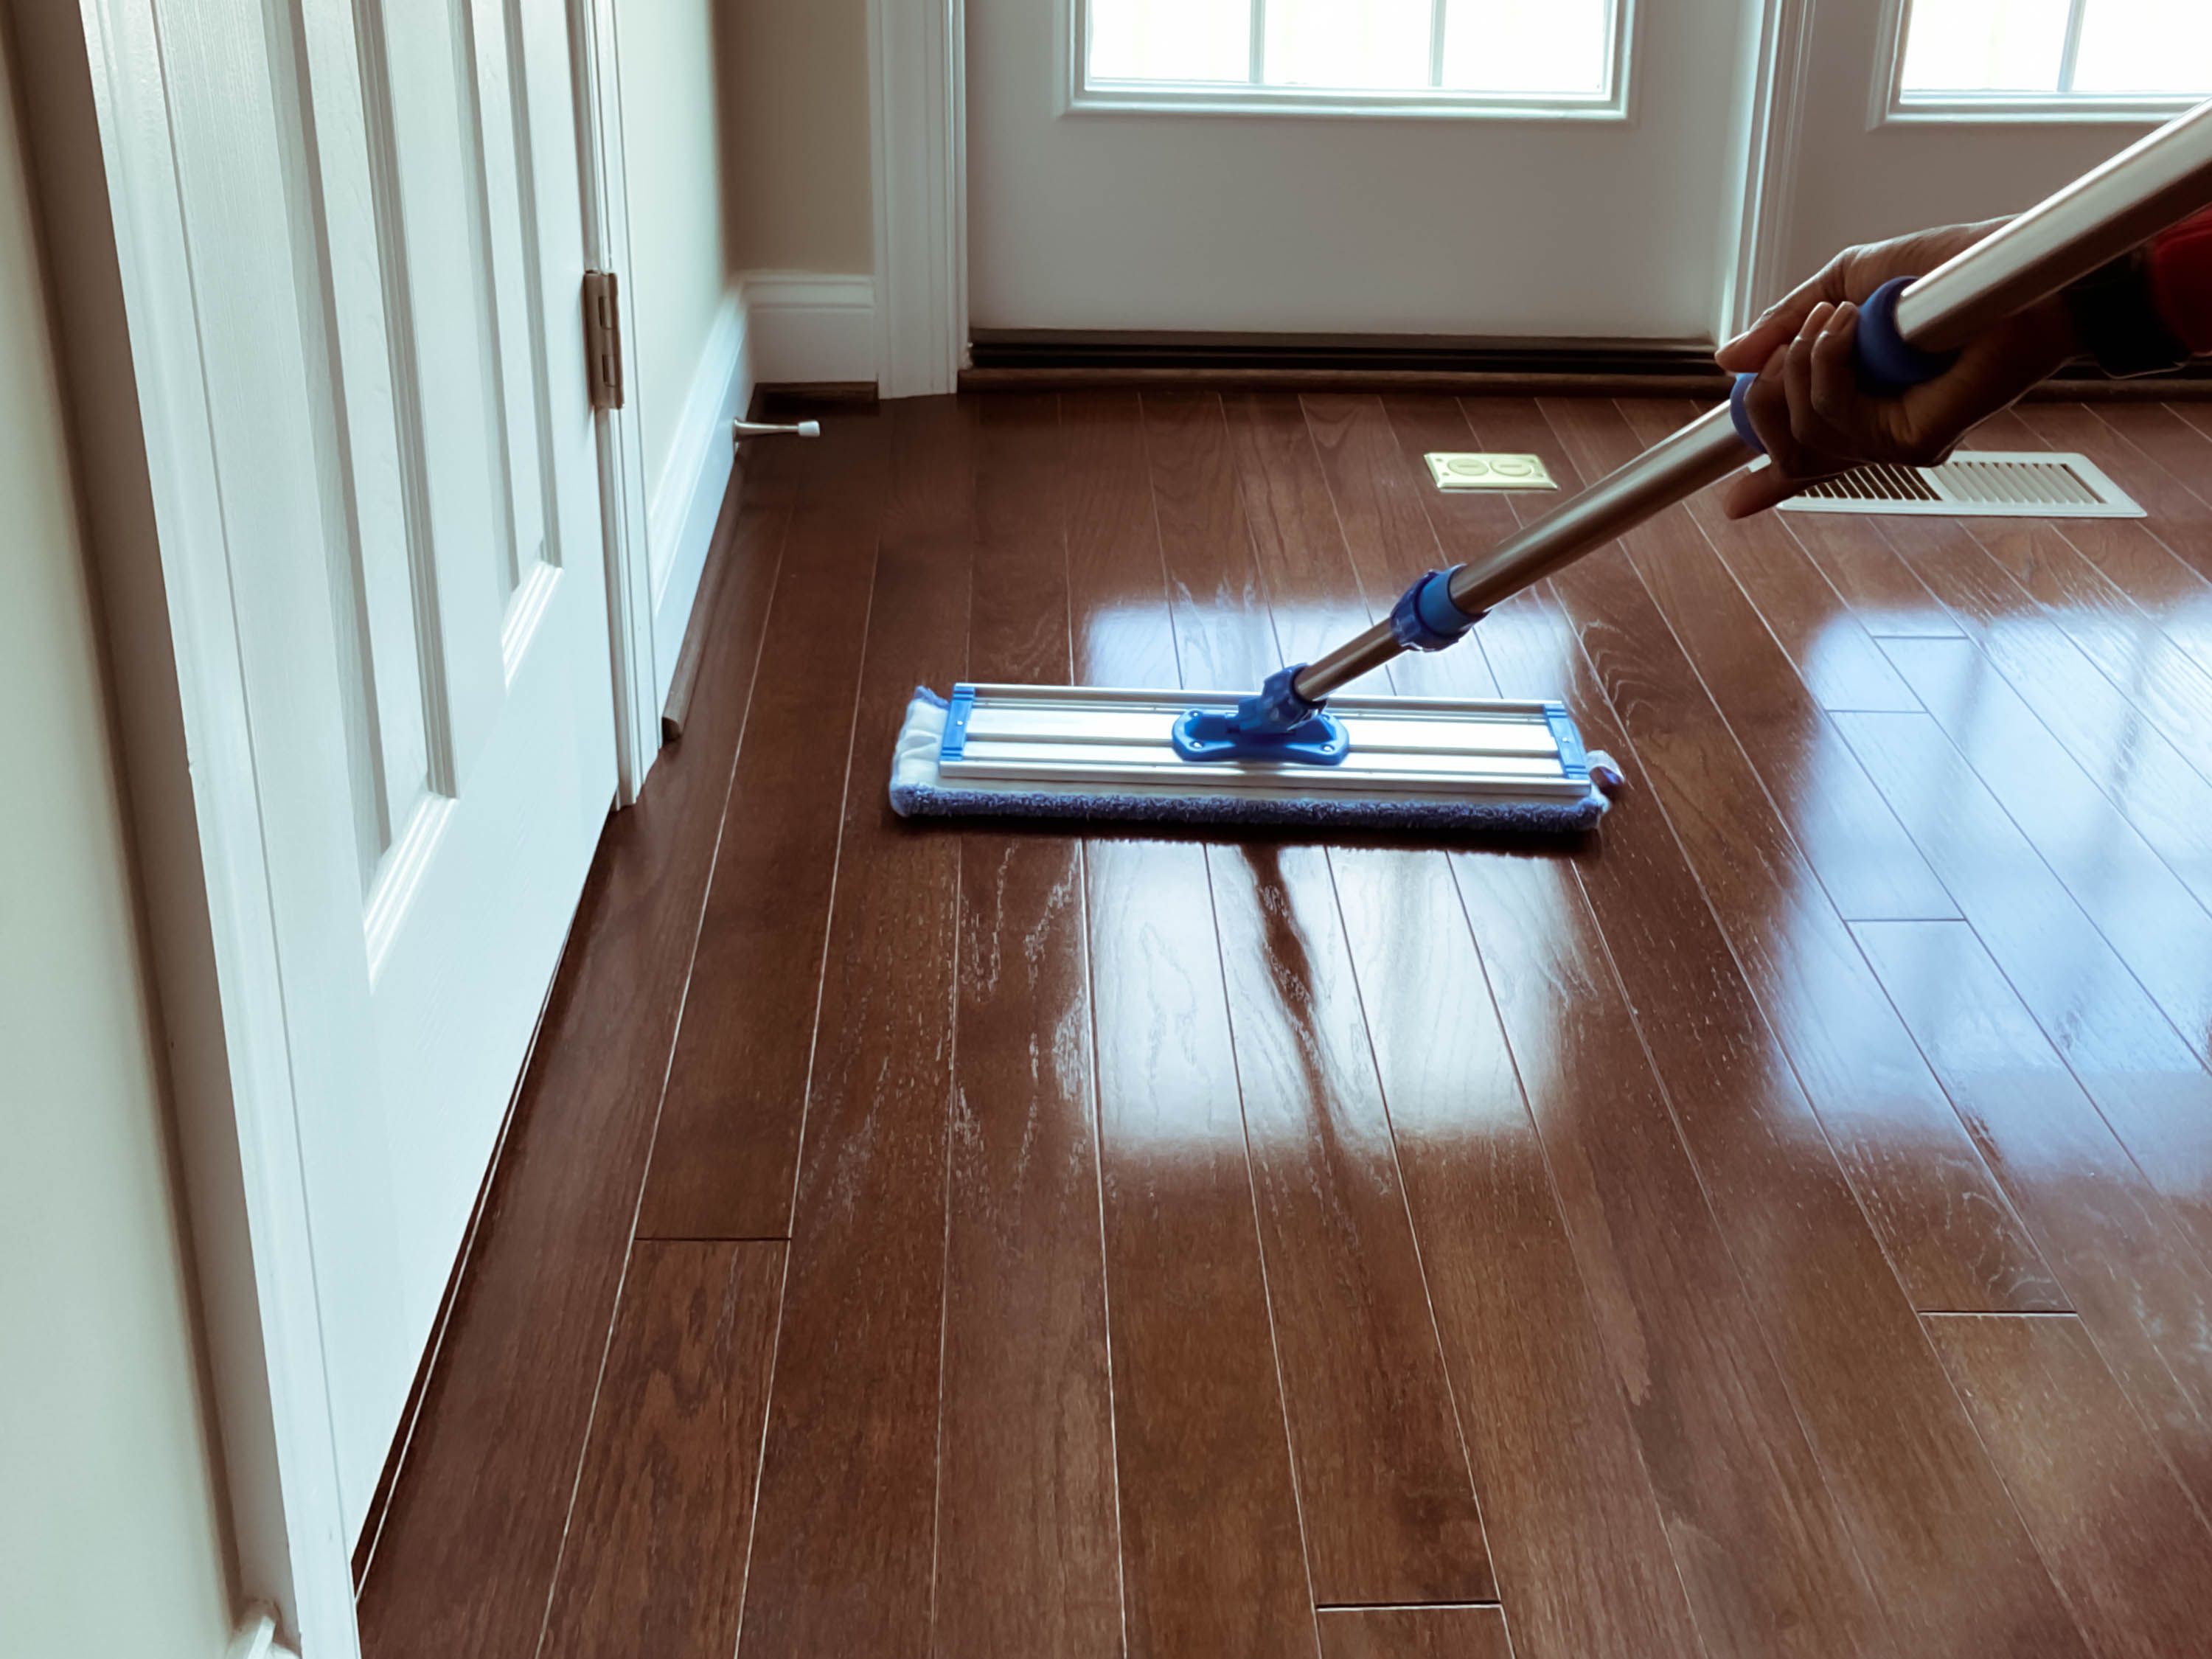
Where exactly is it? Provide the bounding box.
[889,684,1616,837]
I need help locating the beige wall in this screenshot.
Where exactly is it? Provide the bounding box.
[0,22,238,1656]
[717,0,874,275]
[618,0,739,491]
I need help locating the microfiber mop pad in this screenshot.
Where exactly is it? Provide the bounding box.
[888,688,1618,837]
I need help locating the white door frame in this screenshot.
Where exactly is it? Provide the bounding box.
[869,0,968,396]
[1721,0,1819,340]
[16,1,370,1650]
[13,0,639,1648]
[573,0,659,802]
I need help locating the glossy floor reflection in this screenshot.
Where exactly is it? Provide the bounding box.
[361,392,2212,1659]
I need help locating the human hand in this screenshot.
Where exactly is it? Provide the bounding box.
[1715,220,2081,518]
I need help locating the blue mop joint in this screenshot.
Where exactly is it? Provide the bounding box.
[1169,666,1349,765]
[1169,568,1484,766]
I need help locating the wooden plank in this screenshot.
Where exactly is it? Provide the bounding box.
[1854,920,2212,1515]
[1775,507,1964,639]
[734,399,972,1659]
[1896,504,2212,762]
[1447,588,2074,1659]
[1835,709,2212,1263]
[1062,390,1183,690]
[1880,628,2212,1057]
[1316,1607,1513,1659]
[1871,512,2212,912]
[1221,392,1390,669]
[537,1242,785,1659]
[2100,401,2212,516]
[1206,842,1494,1605]
[2164,399,2212,456]
[1458,417,2094,1658]
[1926,1313,2212,1659]
[1211,392,1495,1604]
[1907,417,2212,807]
[1071,392,1316,1659]
[2090,401,2212,576]
[1543,397,1952,921]
[1298,397,1893,1658]
[1327,847,1705,1659]
[1242,406,1706,1652]
[355,465,795,1658]
[932,394,1123,1659]
[2000,404,2212,685]
[1297,392,1500,700]
[1446,823,1899,1659]
[1136,391,1274,689]
[638,440,888,1239]
[1618,400,1920,713]
[1084,832,1321,1659]
[1456,396,2060,1317]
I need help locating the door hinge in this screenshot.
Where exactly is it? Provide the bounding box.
[582,269,624,411]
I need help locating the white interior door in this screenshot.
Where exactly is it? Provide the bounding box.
[966,0,1752,340]
[1771,0,2212,311]
[282,0,616,1534]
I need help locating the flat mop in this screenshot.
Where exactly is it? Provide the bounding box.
[894,98,2212,835]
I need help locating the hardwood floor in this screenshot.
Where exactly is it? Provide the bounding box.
[361,392,2212,1659]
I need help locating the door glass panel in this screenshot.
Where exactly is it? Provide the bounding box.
[1899,0,2070,92]
[1089,0,1248,83]
[1441,0,1610,94]
[1265,0,1429,90]
[2073,1,2212,93]
[1899,0,2212,97]
[1085,0,1618,98]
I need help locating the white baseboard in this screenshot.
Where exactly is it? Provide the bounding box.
[226,1608,299,1659]
[647,290,752,711]
[742,271,877,386]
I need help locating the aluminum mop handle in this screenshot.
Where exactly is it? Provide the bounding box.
[1208,97,2212,751]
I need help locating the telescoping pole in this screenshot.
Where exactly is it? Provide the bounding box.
[1265,96,2212,723]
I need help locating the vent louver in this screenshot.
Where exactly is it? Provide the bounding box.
[1776,451,2143,518]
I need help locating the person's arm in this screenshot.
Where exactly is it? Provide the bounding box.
[2148,208,2212,353]
[1714,207,2212,518]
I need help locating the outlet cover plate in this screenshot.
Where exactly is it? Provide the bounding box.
[1426,452,1557,492]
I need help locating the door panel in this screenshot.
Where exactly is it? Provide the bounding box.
[377,0,509,790]
[967,0,1750,339]
[288,0,615,1534]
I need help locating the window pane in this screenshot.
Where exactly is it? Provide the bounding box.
[1441,0,1610,95]
[1265,0,1431,90]
[1899,0,2070,92]
[1089,0,1250,84]
[2073,0,2212,94]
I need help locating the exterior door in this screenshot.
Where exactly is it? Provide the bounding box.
[966,0,1753,341]
[1770,0,2211,313]
[282,0,616,1534]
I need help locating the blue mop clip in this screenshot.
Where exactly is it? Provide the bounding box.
[1171,665,1350,764]
[1170,569,1485,765]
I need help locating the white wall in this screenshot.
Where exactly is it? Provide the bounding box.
[616,0,738,491]
[720,0,875,275]
[0,20,240,1655]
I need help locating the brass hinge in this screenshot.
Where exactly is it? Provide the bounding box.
[582,270,624,411]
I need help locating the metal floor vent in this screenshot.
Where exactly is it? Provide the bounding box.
[1776,451,2143,518]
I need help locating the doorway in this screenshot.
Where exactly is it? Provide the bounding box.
[967,0,1747,344]
[964,0,2211,350]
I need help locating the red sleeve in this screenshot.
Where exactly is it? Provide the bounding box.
[2151,206,2212,355]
